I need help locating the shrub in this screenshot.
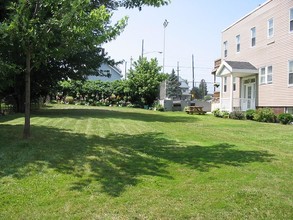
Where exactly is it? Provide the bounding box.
[212,108,229,118]
[253,108,276,123]
[278,113,293,125]
[65,96,74,104]
[212,108,222,117]
[229,111,245,120]
[245,109,256,120]
[222,111,230,118]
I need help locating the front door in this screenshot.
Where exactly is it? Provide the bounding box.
[243,83,256,110]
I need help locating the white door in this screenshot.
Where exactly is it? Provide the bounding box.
[244,84,255,110]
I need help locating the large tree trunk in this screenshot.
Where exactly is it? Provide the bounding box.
[23,50,31,139]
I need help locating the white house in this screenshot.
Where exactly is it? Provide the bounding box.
[87,63,123,82]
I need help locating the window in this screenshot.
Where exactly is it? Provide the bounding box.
[289,60,293,85]
[259,66,273,84]
[286,107,293,114]
[236,35,240,52]
[267,18,274,38]
[224,77,227,92]
[251,27,256,47]
[233,77,236,91]
[260,67,266,84]
[267,66,273,84]
[99,69,111,78]
[223,41,228,57]
[289,8,293,32]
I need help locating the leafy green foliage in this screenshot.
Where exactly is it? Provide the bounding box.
[245,109,256,120]
[253,108,276,123]
[278,113,293,125]
[229,111,245,120]
[212,108,229,118]
[127,57,167,106]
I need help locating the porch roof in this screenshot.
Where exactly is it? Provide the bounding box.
[216,60,258,77]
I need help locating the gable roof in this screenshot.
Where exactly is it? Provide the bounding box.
[216,60,258,77]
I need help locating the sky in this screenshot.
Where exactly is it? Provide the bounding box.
[103,0,265,92]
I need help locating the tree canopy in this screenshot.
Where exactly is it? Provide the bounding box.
[0,0,170,138]
[127,57,167,106]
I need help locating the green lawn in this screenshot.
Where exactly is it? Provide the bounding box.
[0,105,292,219]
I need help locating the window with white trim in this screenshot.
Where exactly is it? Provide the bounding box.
[224,77,227,92]
[251,27,256,47]
[259,66,273,84]
[223,41,228,57]
[260,67,266,84]
[289,8,293,32]
[267,66,272,84]
[267,18,274,38]
[236,35,240,53]
[289,60,293,85]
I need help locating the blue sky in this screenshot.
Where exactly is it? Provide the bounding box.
[104,0,265,91]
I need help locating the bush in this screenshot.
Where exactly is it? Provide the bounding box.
[278,113,293,125]
[253,108,276,123]
[245,109,256,120]
[65,96,74,104]
[212,108,229,118]
[229,111,245,120]
[212,108,222,117]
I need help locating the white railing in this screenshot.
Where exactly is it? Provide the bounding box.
[220,98,256,112]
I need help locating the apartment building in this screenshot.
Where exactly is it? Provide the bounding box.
[213,0,293,114]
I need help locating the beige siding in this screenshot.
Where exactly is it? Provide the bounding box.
[221,0,293,107]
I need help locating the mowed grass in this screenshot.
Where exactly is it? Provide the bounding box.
[0,104,292,219]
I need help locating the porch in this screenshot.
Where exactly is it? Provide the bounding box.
[215,60,258,112]
[220,98,256,112]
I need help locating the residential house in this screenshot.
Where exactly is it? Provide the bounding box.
[87,63,123,82]
[213,0,293,114]
[179,76,191,100]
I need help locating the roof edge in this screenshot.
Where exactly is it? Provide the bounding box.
[222,0,273,33]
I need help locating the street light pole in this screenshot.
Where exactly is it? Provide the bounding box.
[163,19,169,73]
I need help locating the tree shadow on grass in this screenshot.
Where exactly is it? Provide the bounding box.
[33,106,201,123]
[0,124,275,197]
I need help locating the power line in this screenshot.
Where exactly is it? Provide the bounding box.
[164,65,212,70]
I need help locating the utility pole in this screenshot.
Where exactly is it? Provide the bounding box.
[177,61,180,80]
[141,39,144,58]
[124,61,127,79]
[192,54,195,89]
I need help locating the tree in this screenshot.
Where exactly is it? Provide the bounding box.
[198,79,208,99]
[0,0,169,138]
[127,57,167,106]
[166,69,181,99]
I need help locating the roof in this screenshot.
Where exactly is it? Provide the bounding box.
[178,76,189,89]
[216,60,258,77]
[225,61,257,71]
[222,0,272,32]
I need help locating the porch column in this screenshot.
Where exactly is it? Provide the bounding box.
[230,74,233,112]
[220,77,223,110]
